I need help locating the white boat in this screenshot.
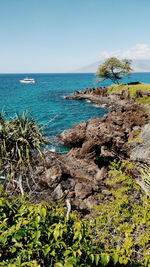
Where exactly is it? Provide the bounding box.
[20,78,35,84]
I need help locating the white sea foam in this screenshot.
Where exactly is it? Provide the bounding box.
[92,104,100,108]
[49,146,56,152]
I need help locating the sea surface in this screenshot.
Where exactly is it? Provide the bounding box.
[0,72,150,151]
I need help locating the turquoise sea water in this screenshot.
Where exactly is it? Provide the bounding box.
[0,73,150,150]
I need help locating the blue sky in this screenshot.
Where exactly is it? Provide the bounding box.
[0,0,150,73]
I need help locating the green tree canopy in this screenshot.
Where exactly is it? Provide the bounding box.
[96,57,133,84]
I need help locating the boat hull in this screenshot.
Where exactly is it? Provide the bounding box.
[20,80,35,84]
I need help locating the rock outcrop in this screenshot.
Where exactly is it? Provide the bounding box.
[32,150,103,214]
[30,99,149,214]
[130,122,150,165]
[59,104,148,160]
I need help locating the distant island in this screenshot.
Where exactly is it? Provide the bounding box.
[76,59,150,73]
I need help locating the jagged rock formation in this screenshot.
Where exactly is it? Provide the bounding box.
[30,99,149,214]
[65,87,134,112]
[59,105,148,160]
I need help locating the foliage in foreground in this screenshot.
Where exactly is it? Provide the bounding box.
[0,111,47,181]
[91,160,150,267]
[0,190,96,267]
[96,57,132,84]
[0,160,150,266]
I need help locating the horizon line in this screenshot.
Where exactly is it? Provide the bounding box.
[0,71,150,74]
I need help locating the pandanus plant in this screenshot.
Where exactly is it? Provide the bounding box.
[0,111,47,194]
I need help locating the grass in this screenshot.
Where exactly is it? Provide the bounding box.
[107,83,150,104]
[136,95,150,104]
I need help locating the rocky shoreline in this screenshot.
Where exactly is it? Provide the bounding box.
[19,85,148,215]
[65,86,133,112]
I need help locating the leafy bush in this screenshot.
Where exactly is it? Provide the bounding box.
[90,160,150,267]
[0,189,98,267]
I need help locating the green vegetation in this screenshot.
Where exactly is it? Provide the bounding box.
[127,128,144,145]
[0,111,150,266]
[96,57,132,84]
[108,83,150,97]
[0,111,47,193]
[1,192,85,266]
[91,160,150,267]
[136,95,150,105]
[0,190,95,267]
[0,160,149,266]
[140,166,150,191]
[107,83,150,104]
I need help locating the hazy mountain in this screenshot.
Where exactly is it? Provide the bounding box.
[75,59,150,73]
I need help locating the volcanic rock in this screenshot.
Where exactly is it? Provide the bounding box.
[30,97,149,214]
[51,184,63,200]
[130,122,150,165]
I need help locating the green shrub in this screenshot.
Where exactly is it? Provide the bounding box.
[90,160,150,267]
[0,111,47,185]
[0,189,96,267]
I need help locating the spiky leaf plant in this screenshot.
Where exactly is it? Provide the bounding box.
[0,111,47,191]
[140,165,150,191]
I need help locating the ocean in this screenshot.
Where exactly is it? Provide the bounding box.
[0,72,150,151]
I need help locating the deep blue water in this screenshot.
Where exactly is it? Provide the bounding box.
[0,72,150,150]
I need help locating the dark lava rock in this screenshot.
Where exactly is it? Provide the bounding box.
[20,101,149,215]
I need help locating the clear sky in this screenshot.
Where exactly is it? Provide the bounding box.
[0,0,150,73]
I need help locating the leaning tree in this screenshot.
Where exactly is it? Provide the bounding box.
[96,57,133,84]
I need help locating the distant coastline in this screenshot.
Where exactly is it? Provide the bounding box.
[75,59,150,73]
